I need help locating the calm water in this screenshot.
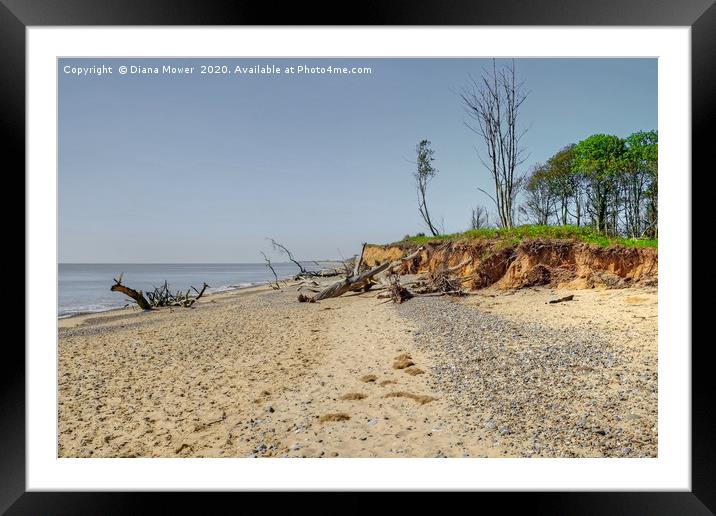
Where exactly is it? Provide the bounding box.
[58,262,327,318]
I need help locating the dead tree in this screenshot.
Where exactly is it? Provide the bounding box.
[111,274,209,309]
[306,247,424,302]
[268,238,313,278]
[470,205,489,230]
[387,272,413,303]
[182,283,209,307]
[352,242,367,277]
[461,59,529,229]
[260,251,281,290]
[111,274,152,310]
[266,238,347,280]
[414,257,472,296]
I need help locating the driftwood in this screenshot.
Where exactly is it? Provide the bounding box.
[309,247,424,301]
[353,242,367,277]
[111,274,209,309]
[387,272,413,303]
[260,251,281,290]
[111,274,151,310]
[446,257,472,273]
[548,294,574,304]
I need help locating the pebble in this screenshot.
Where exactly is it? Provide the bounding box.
[397,296,657,458]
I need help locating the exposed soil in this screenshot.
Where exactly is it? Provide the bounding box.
[363,239,657,290]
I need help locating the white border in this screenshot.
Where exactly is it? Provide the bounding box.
[27,27,691,490]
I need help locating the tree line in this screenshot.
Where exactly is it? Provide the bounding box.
[522,131,658,238]
[412,59,658,240]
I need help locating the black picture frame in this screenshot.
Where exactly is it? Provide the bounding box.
[5,0,711,512]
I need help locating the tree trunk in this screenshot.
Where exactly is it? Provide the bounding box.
[111,282,152,310]
[312,247,424,301]
[353,243,367,277]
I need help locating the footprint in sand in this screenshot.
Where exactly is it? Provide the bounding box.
[319,413,350,423]
[404,367,425,376]
[383,391,436,405]
[379,380,397,387]
[359,374,377,383]
[340,393,367,400]
[392,353,415,369]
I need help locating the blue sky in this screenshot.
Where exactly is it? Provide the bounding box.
[58,58,657,263]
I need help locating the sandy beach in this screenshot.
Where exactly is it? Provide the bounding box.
[58,281,657,458]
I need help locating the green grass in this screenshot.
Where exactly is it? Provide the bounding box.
[396,225,658,249]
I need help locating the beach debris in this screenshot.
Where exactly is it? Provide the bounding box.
[309,246,425,302]
[353,242,368,277]
[111,274,209,310]
[267,238,346,280]
[110,273,152,310]
[296,280,321,292]
[387,272,413,303]
[269,238,315,279]
[413,257,472,297]
[548,294,575,304]
[260,251,281,290]
[297,294,316,303]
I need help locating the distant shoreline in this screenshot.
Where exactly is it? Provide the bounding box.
[58,260,347,320]
[58,279,273,320]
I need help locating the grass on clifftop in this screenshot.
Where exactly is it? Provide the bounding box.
[396,225,658,248]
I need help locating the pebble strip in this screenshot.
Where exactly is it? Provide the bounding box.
[397,297,657,457]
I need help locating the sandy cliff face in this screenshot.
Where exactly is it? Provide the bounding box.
[363,239,657,290]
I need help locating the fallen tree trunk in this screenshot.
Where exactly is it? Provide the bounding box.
[183,282,209,307]
[446,257,472,273]
[548,294,574,304]
[310,246,424,301]
[111,274,209,309]
[353,242,367,277]
[111,274,152,310]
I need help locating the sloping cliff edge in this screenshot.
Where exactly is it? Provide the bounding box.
[363,239,657,290]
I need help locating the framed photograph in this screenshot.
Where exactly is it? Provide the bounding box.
[7,0,712,511]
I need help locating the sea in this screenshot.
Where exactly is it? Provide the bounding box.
[58,262,334,318]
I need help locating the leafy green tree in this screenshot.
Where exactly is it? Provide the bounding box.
[544,144,578,225]
[623,130,658,237]
[572,134,625,234]
[414,139,440,236]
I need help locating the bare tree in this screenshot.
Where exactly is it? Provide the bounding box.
[461,59,529,228]
[413,140,440,236]
[268,238,310,276]
[111,273,209,309]
[260,251,281,290]
[470,205,489,230]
